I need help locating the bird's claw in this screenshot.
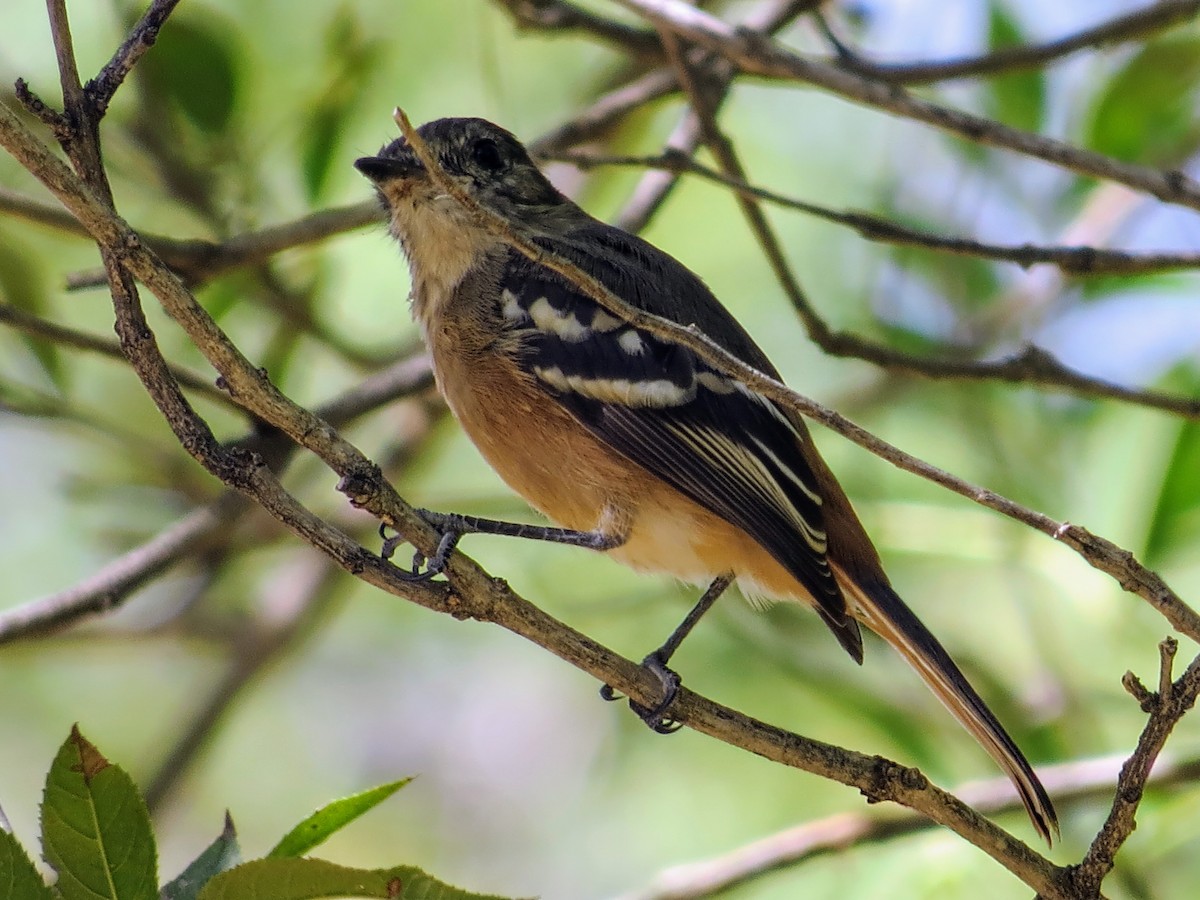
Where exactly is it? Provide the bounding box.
[600,651,683,734]
[378,519,460,582]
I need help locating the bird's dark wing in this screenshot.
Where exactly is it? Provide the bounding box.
[497,236,861,656]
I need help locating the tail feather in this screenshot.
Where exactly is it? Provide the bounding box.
[835,568,1059,844]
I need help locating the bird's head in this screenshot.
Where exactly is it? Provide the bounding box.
[355,117,570,235]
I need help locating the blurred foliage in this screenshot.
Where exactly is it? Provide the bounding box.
[1085,30,1200,166]
[984,3,1046,133]
[2,1,1200,898]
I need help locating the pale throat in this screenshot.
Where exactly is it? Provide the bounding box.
[390,195,503,331]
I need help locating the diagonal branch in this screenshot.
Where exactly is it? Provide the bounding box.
[831,0,1200,86]
[0,493,249,644]
[612,0,811,233]
[613,0,1200,213]
[490,0,662,56]
[0,351,433,646]
[656,27,827,345]
[617,750,1200,900]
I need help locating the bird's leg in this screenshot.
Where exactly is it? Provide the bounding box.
[602,573,735,733]
[380,509,626,581]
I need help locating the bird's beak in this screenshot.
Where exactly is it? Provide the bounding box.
[354,154,420,183]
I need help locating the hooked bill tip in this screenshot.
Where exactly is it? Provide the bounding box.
[354,155,412,182]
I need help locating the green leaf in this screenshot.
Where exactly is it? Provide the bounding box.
[0,231,62,390]
[40,726,157,900]
[301,101,348,203]
[0,825,54,900]
[1086,32,1200,165]
[268,779,412,859]
[300,5,383,201]
[985,2,1045,132]
[197,858,520,900]
[160,813,241,900]
[139,15,239,132]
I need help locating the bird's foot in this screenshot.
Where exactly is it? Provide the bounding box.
[379,511,462,582]
[600,650,683,734]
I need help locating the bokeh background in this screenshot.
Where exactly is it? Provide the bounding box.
[3,1,1200,897]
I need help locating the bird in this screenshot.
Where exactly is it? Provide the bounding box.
[354,116,1058,843]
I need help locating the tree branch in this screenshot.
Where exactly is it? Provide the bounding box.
[553,149,1200,278]
[62,202,379,289]
[617,750,1200,900]
[613,0,1200,212]
[0,493,248,644]
[1070,640,1200,895]
[551,149,1200,418]
[85,0,182,115]
[490,0,662,56]
[830,0,1200,86]
[611,0,810,233]
[0,301,236,405]
[0,351,433,646]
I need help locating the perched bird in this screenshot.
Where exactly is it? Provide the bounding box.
[355,116,1057,842]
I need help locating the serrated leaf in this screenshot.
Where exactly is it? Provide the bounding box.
[0,232,63,390]
[985,2,1045,132]
[40,726,157,900]
[268,779,412,860]
[0,825,55,900]
[1086,32,1200,165]
[139,15,239,132]
[160,813,241,900]
[196,858,520,900]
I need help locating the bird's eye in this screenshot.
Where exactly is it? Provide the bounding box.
[471,138,504,172]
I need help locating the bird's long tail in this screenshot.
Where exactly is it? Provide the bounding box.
[835,568,1059,844]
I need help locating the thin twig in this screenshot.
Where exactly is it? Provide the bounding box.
[528,66,681,154]
[559,150,1200,419]
[616,752,1200,900]
[0,494,248,644]
[490,0,662,56]
[85,0,182,115]
[0,185,380,289]
[0,302,236,404]
[834,0,1200,86]
[613,0,1200,212]
[1071,641,1200,895]
[554,149,1200,277]
[657,27,835,348]
[0,351,432,645]
[0,185,86,233]
[614,0,809,232]
[64,202,380,289]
